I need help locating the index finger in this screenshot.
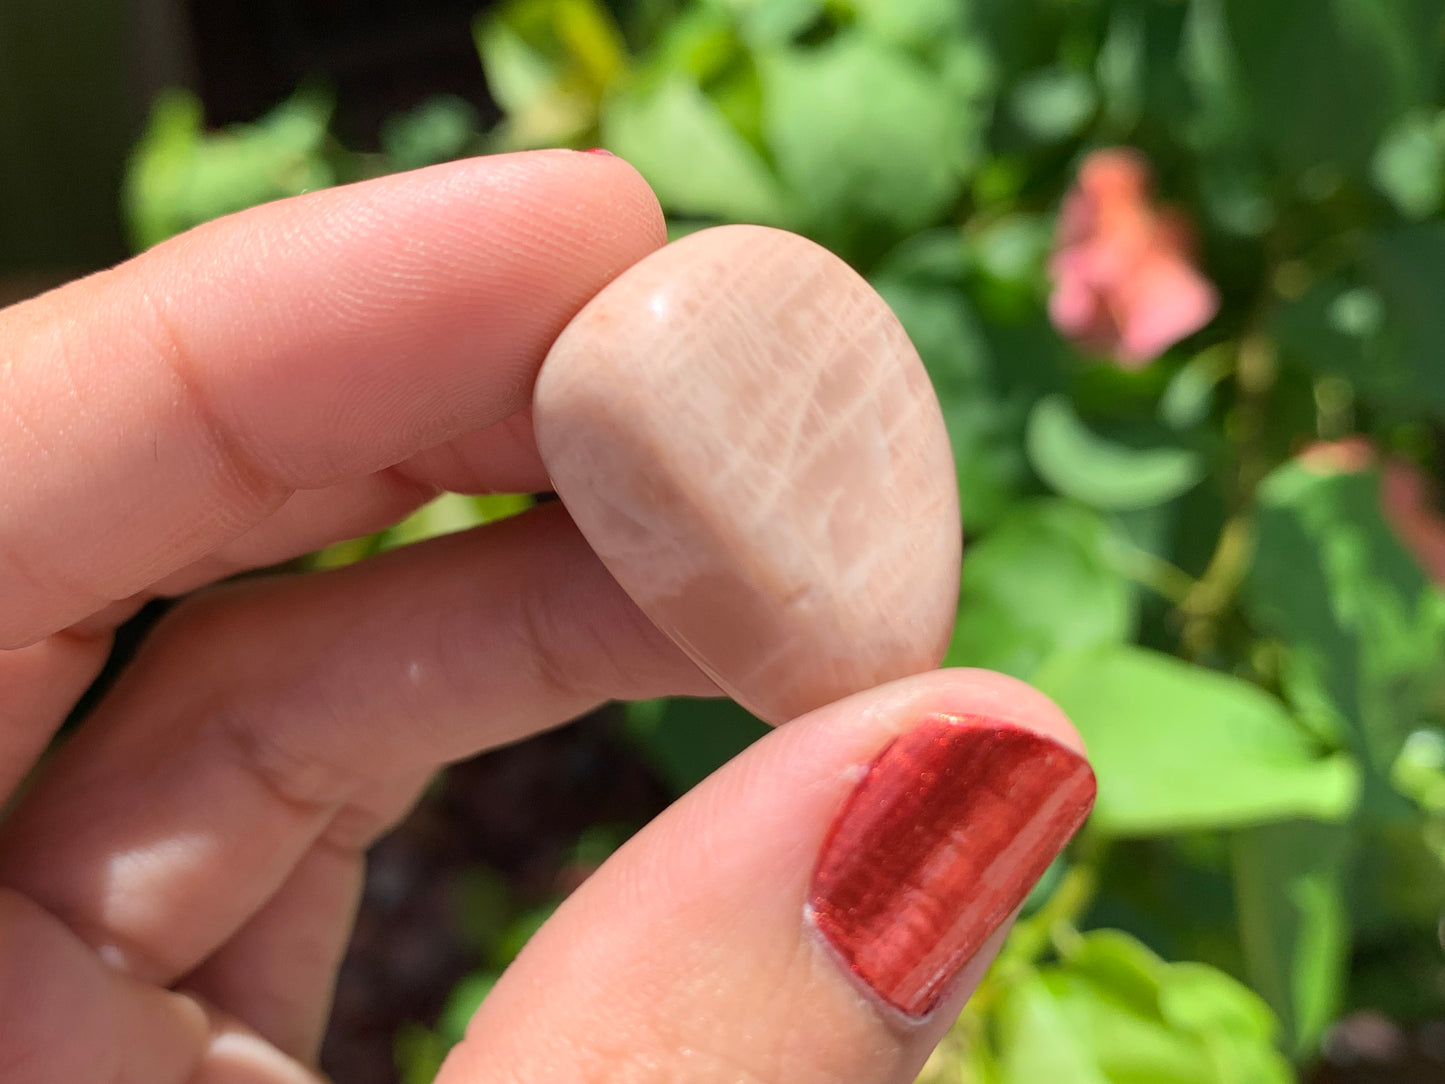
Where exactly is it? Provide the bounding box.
[0,149,664,647]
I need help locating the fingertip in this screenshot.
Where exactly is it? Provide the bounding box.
[561,147,668,251]
[786,667,1089,763]
[448,667,1092,1083]
[925,667,1089,758]
[803,678,1094,1019]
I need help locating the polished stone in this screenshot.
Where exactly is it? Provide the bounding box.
[534,225,960,724]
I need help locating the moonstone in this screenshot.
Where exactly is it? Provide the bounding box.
[534,224,961,725]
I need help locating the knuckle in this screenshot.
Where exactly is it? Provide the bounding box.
[134,283,286,506]
[0,890,116,1084]
[512,571,589,704]
[149,591,355,816]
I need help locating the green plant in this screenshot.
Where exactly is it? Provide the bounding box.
[124,1,1445,1079]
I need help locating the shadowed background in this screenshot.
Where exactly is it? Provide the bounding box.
[5,3,1445,1083]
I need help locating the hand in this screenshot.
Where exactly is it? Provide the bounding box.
[0,150,1091,1083]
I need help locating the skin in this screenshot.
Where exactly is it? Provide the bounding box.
[0,150,1086,1083]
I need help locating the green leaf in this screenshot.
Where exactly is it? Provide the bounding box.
[308,493,532,571]
[394,1022,450,1084]
[1160,347,1232,431]
[968,213,1053,289]
[1096,5,1145,134]
[946,500,1134,679]
[383,493,533,551]
[454,868,512,958]
[1027,395,1207,511]
[1372,110,1445,219]
[480,13,568,115]
[380,96,480,171]
[1350,810,1445,935]
[1157,965,1296,1084]
[991,930,1292,1084]
[123,89,335,249]
[1181,0,1252,150]
[492,902,559,968]
[601,74,789,223]
[707,0,822,46]
[1245,462,1445,777]
[1358,226,1445,417]
[394,970,503,1082]
[1069,929,1176,1015]
[850,0,969,49]
[759,30,985,254]
[1009,66,1098,143]
[1222,0,1442,176]
[1196,153,1275,237]
[437,972,499,1042]
[1277,225,1445,420]
[1158,962,1280,1044]
[476,0,629,148]
[1232,821,1352,1055]
[623,698,769,794]
[996,972,1112,1084]
[1034,646,1361,836]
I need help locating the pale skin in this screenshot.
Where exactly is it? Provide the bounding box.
[0,150,1085,1083]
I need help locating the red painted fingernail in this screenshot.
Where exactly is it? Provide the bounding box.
[582,147,615,156]
[807,714,1096,1019]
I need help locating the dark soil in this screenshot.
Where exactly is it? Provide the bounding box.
[319,709,670,1084]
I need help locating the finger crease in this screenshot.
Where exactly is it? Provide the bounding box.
[513,579,585,705]
[210,702,348,823]
[137,285,291,526]
[375,463,444,508]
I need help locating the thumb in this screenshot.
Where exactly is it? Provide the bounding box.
[437,669,1095,1082]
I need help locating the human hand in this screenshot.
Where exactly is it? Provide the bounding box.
[0,150,1092,1083]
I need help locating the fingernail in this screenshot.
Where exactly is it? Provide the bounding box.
[807,714,1096,1019]
[581,147,615,156]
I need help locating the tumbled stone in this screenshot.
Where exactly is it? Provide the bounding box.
[534,224,960,724]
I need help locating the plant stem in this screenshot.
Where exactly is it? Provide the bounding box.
[1177,328,1279,656]
[1116,543,1198,605]
[1233,330,1281,498]
[1180,513,1255,655]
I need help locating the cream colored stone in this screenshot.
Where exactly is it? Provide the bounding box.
[534,225,960,724]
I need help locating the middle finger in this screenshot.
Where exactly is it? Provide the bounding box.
[0,503,713,987]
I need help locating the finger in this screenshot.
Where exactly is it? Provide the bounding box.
[0,149,664,647]
[177,768,426,1064]
[65,469,442,639]
[0,884,328,1084]
[159,405,554,593]
[181,837,365,1063]
[0,888,208,1084]
[147,468,439,599]
[438,669,1095,1084]
[0,632,110,798]
[395,407,550,496]
[0,504,713,992]
[108,411,550,621]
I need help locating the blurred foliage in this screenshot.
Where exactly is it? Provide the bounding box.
[394,823,630,1083]
[124,88,487,251]
[122,0,1445,1080]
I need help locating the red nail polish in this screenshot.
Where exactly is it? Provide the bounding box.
[582,147,615,156]
[808,714,1096,1019]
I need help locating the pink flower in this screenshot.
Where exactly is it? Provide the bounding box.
[1049,149,1220,367]
[1381,458,1445,586]
[1301,439,1445,585]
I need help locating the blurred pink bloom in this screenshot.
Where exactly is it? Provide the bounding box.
[1381,458,1445,586]
[1049,148,1220,367]
[1301,438,1445,585]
